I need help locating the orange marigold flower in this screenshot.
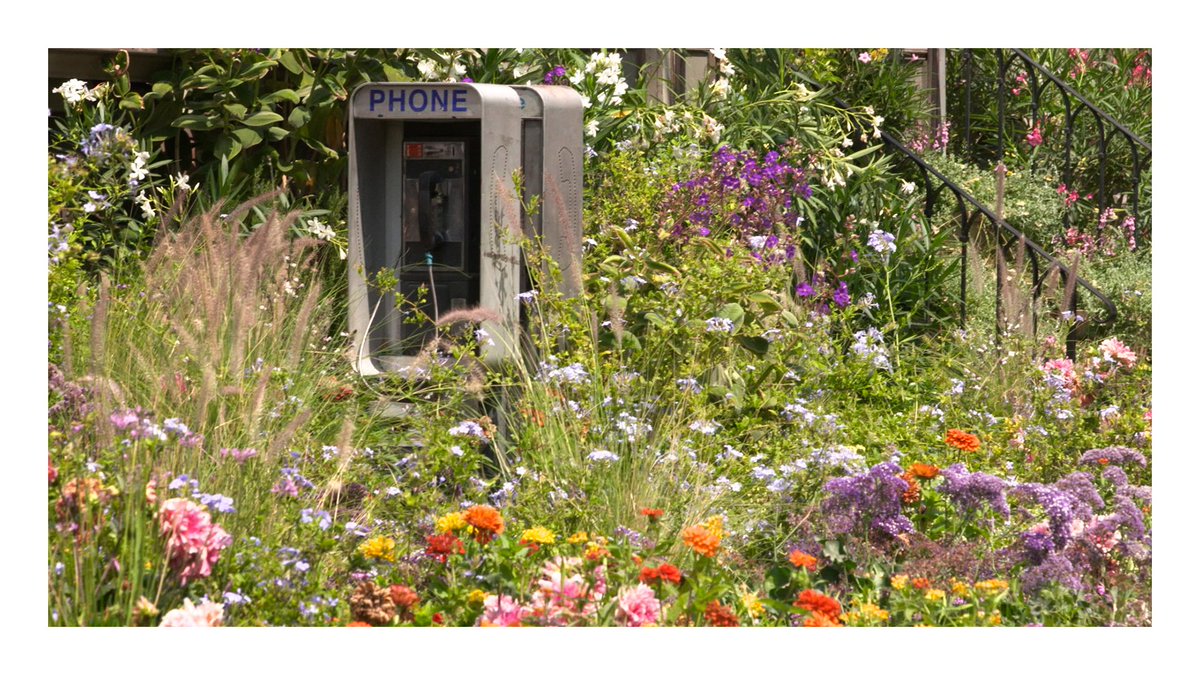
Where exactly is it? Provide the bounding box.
[464,504,504,543]
[910,462,941,479]
[681,525,722,558]
[703,601,740,627]
[945,429,981,453]
[789,550,818,571]
[900,471,921,504]
[794,589,842,622]
[656,563,682,585]
[911,577,932,591]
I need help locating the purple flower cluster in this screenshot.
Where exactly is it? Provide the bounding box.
[1010,481,1095,549]
[48,363,93,430]
[821,462,913,541]
[543,65,568,85]
[936,464,1011,522]
[1078,446,1147,468]
[1021,552,1082,593]
[663,145,810,264]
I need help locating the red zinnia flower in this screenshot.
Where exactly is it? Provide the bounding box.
[703,601,740,627]
[424,533,465,563]
[639,567,660,584]
[795,589,842,623]
[789,550,818,571]
[656,563,682,585]
[641,508,664,520]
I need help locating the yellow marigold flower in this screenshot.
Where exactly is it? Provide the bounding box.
[950,579,970,597]
[467,589,487,605]
[703,515,725,540]
[566,531,589,544]
[989,610,1003,626]
[520,526,556,545]
[973,579,1009,596]
[924,589,946,603]
[358,535,396,562]
[436,511,468,534]
[741,592,765,619]
[890,574,910,590]
[842,600,889,626]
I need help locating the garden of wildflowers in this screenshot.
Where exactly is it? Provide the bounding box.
[46,47,1154,630]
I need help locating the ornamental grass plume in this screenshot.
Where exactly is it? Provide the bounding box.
[944,429,981,453]
[158,598,224,627]
[464,504,505,543]
[158,497,232,585]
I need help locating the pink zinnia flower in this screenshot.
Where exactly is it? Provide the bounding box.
[480,594,530,627]
[616,583,661,627]
[1042,358,1079,394]
[1099,337,1137,368]
[159,598,224,627]
[158,498,232,585]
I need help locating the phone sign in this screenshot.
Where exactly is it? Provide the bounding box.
[359,85,479,118]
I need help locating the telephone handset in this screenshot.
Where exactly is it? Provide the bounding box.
[417,170,447,251]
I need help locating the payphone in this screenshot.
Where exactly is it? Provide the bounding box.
[347,82,583,377]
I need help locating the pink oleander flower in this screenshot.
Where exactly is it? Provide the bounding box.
[1099,337,1137,368]
[158,498,232,585]
[616,583,661,627]
[480,594,530,627]
[1026,125,1043,147]
[159,598,224,627]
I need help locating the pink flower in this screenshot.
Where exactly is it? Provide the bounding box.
[48,458,58,484]
[1099,337,1137,368]
[530,557,606,624]
[159,598,224,627]
[480,594,530,627]
[1042,358,1079,394]
[616,583,661,627]
[1026,125,1043,147]
[858,52,871,64]
[158,498,232,585]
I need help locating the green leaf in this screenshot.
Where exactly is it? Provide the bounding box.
[266,126,290,142]
[287,107,311,129]
[735,335,770,355]
[171,114,215,130]
[748,291,782,312]
[242,111,285,127]
[643,311,670,329]
[645,259,680,276]
[279,50,305,75]
[151,82,174,98]
[261,88,301,105]
[118,92,143,111]
[231,127,263,149]
[214,133,243,160]
[223,103,248,118]
[609,226,635,251]
[715,302,745,329]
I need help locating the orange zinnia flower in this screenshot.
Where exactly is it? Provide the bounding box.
[703,601,740,627]
[789,550,818,571]
[464,504,505,543]
[795,589,842,622]
[945,429,981,453]
[910,462,940,479]
[803,612,843,627]
[641,508,664,520]
[899,471,921,504]
[911,577,932,590]
[681,525,722,558]
[657,563,682,585]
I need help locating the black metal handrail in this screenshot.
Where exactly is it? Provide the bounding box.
[953,48,1152,245]
[817,81,1118,358]
[875,125,1117,357]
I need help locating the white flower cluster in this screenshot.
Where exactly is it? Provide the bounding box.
[851,327,892,371]
[705,317,735,333]
[581,51,629,106]
[304,217,336,242]
[129,151,150,185]
[52,79,99,105]
[416,57,467,82]
[540,362,590,385]
[709,48,737,100]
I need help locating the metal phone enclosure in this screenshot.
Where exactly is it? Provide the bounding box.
[347,82,523,375]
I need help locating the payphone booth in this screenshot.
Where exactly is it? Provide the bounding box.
[347,82,583,377]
